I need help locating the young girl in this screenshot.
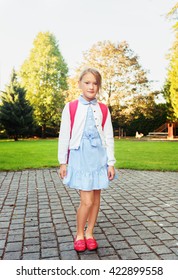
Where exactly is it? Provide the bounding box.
[58,68,116,252]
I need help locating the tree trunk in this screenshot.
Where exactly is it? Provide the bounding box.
[42,124,46,138]
[14,135,18,141]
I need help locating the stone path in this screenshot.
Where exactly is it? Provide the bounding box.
[0,168,178,260]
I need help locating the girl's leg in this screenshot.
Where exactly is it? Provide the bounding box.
[76,190,94,240]
[85,190,101,239]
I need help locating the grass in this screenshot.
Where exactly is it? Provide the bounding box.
[0,139,58,171]
[0,138,178,171]
[114,139,178,171]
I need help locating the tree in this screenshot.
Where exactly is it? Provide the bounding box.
[123,100,167,136]
[64,76,81,103]
[111,90,166,136]
[71,41,150,109]
[162,80,176,121]
[0,70,34,141]
[166,3,178,119]
[20,32,68,137]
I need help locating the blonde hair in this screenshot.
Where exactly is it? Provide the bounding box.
[79,67,102,90]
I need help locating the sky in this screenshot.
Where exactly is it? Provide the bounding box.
[0,0,177,91]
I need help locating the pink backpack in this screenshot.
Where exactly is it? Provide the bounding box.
[69,99,108,135]
[67,99,108,163]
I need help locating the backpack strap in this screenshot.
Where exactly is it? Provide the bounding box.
[67,99,78,164]
[98,102,108,129]
[69,99,79,136]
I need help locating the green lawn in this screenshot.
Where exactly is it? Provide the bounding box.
[0,139,58,171]
[114,139,178,171]
[0,138,178,171]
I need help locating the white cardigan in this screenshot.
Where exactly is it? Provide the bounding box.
[58,101,116,166]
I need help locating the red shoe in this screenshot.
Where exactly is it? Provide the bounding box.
[86,238,98,250]
[74,238,86,252]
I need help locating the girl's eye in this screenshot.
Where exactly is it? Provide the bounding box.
[84,82,97,85]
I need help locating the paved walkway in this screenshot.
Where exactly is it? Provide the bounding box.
[0,168,178,260]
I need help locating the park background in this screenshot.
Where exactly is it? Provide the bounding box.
[0,0,178,171]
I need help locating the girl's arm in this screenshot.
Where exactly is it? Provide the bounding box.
[108,165,115,180]
[103,108,116,167]
[59,164,67,179]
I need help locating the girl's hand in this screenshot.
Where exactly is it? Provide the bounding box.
[59,164,67,179]
[108,165,115,180]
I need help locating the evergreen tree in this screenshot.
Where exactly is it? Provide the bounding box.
[0,70,34,141]
[20,32,68,137]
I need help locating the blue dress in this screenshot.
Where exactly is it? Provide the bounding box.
[63,96,109,191]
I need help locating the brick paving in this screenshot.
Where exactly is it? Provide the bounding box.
[0,168,178,260]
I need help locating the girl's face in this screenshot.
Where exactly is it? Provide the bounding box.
[78,73,99,101]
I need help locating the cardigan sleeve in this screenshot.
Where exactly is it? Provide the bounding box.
[103,108,116,166]
[58,103,70,164]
